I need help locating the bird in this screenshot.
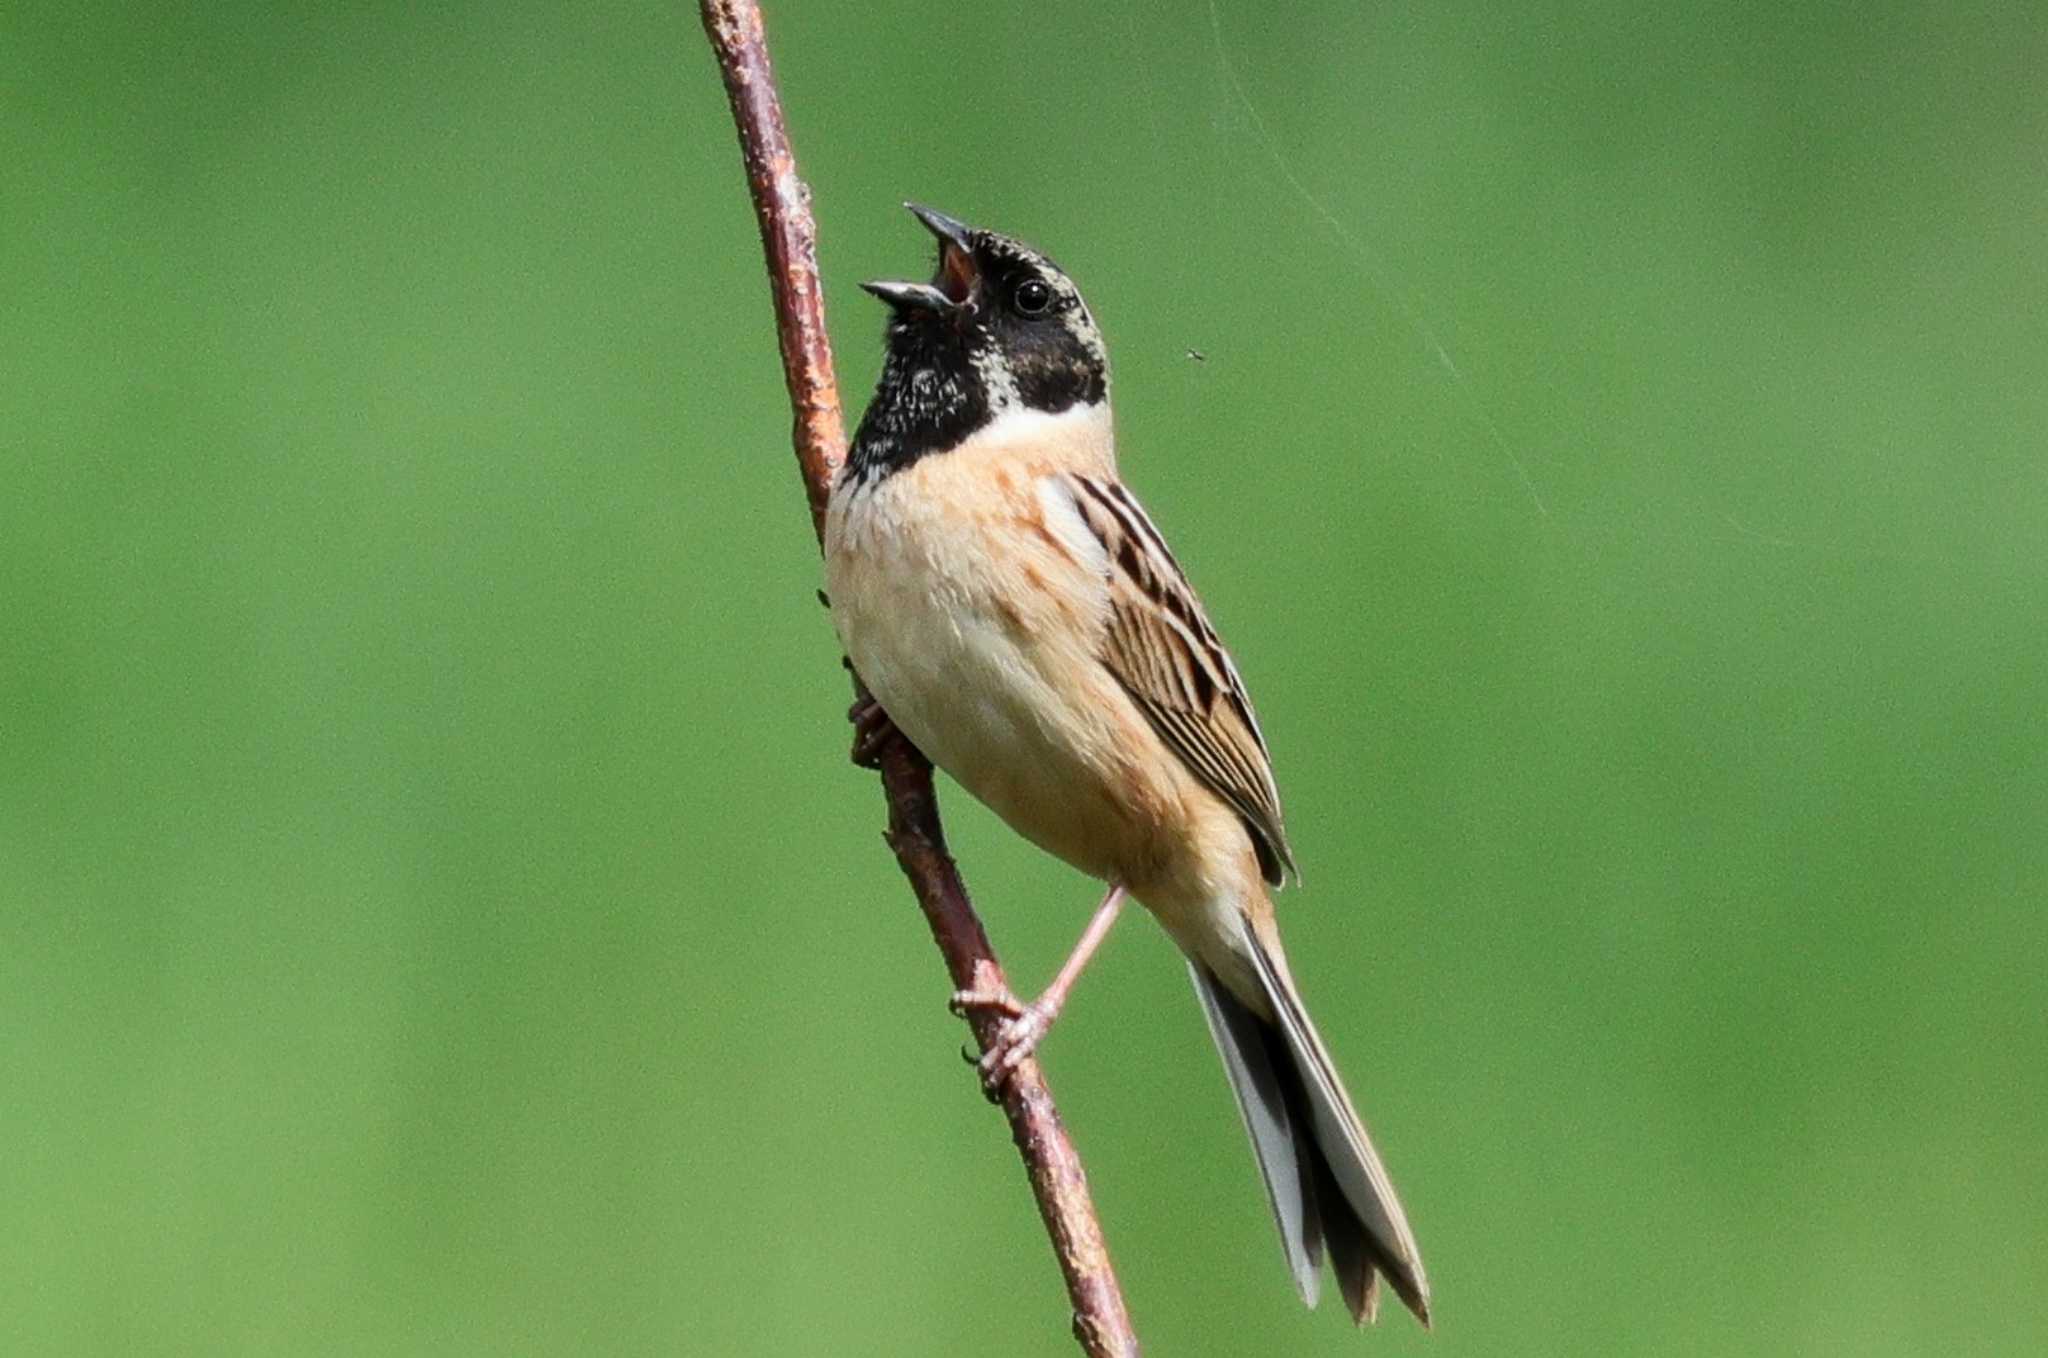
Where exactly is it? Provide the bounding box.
[823,203,1429,1326]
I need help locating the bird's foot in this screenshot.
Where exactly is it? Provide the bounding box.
[848,694,918,769]
[945,885,1127,1097]
[950,985,1058,1097]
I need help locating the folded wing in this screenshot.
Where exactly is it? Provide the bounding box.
[1056,473,1297,886]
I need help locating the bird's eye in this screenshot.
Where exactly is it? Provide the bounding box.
[1012,278,1054,316]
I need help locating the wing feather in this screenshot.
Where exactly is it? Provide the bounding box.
[1060,474,1298,884]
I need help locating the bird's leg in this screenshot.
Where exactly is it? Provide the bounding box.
[951,885,1128,1091]
[848,693,922,769]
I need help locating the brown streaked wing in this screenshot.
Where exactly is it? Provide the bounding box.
[1061,473,1298,885]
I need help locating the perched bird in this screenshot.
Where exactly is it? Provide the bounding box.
[823,204,1429,1326]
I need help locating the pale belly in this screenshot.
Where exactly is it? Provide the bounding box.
[824,463,1167,887]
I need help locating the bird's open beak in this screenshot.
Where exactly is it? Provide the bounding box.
[860,202,980,314]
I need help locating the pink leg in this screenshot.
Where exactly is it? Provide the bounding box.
[951,885,1128,1088]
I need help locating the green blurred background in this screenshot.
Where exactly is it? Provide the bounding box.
[5,1,2044,1353]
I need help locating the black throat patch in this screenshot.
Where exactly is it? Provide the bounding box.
[843,315,990,485]
[843,315,1105,486]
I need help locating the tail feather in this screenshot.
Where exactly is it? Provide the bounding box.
[1311,1146,1382,1324]
[1189,961,1324,1304]
[1188,938,1430,1326]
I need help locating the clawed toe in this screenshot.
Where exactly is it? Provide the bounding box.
[949,985,1025,1021]
[847,696,894,768]
[978,1005,1052,1084]
[849,695,923,769]
[948,986,1054,1095]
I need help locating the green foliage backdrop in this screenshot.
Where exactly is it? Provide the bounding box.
[5,2,2043,1353]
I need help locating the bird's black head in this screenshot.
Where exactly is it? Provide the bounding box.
[845,205,1108,483]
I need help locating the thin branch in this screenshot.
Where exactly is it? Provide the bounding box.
[696,4,1140,1354]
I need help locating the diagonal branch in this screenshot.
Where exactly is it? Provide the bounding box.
[696,3,1140,1354]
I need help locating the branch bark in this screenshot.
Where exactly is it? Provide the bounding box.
[696,4,1139,1354]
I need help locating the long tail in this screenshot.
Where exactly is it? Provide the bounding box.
[1188,933,1430,1325]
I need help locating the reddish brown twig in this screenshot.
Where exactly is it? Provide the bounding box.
[697,3,1139,1354]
